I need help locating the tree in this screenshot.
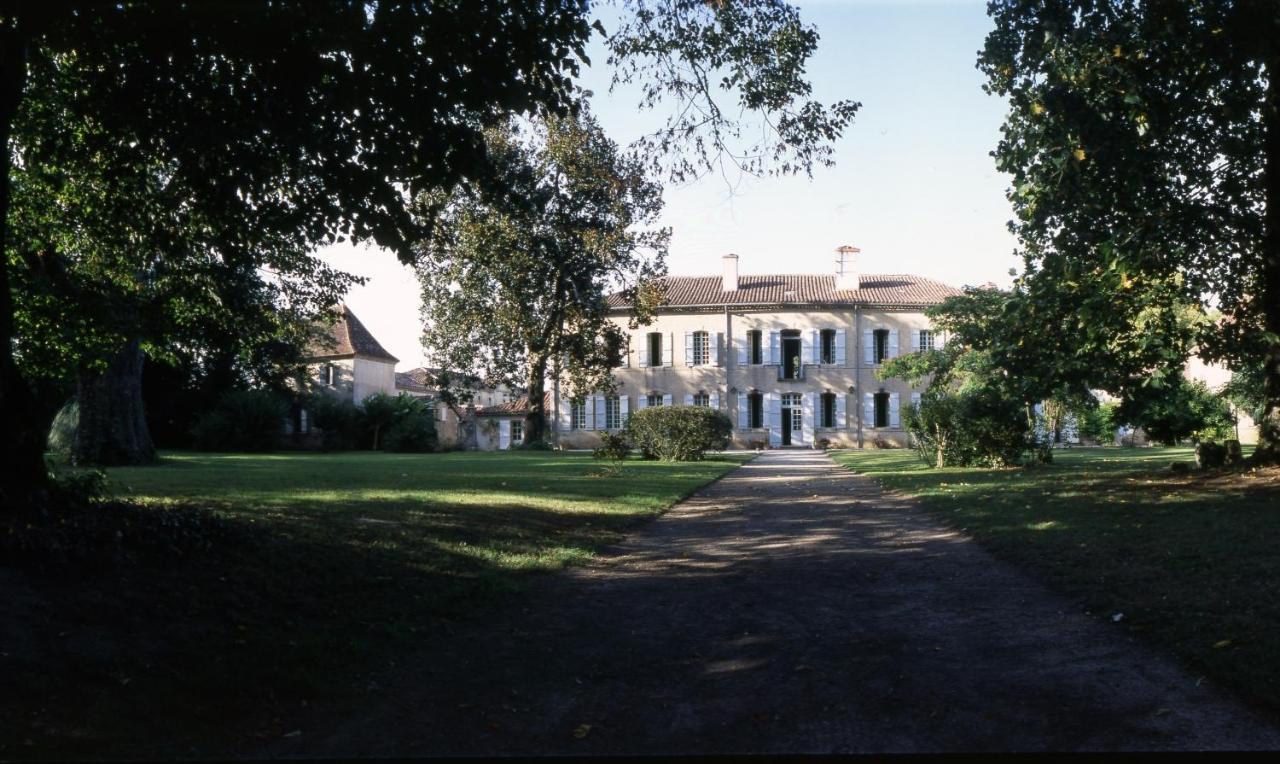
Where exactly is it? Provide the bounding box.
[416,113,668,444]
[980,0,1280,460]
[1117,376,1234,446]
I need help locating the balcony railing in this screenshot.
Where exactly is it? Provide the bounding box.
[777,365,805,382]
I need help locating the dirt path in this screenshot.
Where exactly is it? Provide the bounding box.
[267,450,1280,755]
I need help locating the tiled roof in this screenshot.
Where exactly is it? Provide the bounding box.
[305,305,399,363]
[394,370,432,394]
[395,366,492,392]
[607,274,962,310]
[475,393,553,417]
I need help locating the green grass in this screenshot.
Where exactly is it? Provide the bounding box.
[830,446,1280,718]
[5,450,749,758]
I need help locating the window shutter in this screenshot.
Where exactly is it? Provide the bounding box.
[638,335,650,368]
[889,329,899,359]
[937,330,947,348]
[738,393,749,429]
[683,393,694,406]
[807,330,819,364]
[663,333,674,366]
[584,396,595,430]
[636,395,648,411]
[663,393,673,407]
[619,395,630,424]
[912,391,922,408]
[863,329,875,365]
[709,392,719,411]
[621,337,630,368]
[802,393,815,446]
[684,332,694,366]
[765,392,781,446]
[300,408,309,434]
[736,335,749,365]
[714,333,723,366]
[834,329,846,365]
[910,329,920,353]
[558,397,572,432]
[863,392,875,425]
[889,393,901,427]
[593,395,607,430]
[499,420,511,450]
[769,331,781,365]
[835,393,846,429]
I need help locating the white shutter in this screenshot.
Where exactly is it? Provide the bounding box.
[889,329,899,359]
[890,393,901,428]
[769,331,781,365]
[912,391,922,408]
[710,392,720,411]
[684,332,694,366]
[499,420,511,450]
[863,329,875,365]
[620,395,630,425]
[683,393,694,406]
[663,393,673,407]
[736,335,749,365]
[714,332,723,366]
[638,334,650,368]
[835,329,846,365]
[864,392,875,426]
[558,396,572,432]
[766,392,782,446]
[806,330,818,364]
[835,394,847,429]
[663,333,674,366]
[621,337,630,368]
[910,329,921,354]
[593,395,607,430]
[636,395,649,411]
[802,392,815,446]
[738,393,749,429]
[937,330,947,349]
[584,396,595,430]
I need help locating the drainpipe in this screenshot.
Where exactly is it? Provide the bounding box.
[855,305,864,448]
[724,304,734,415]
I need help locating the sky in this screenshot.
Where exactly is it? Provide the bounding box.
[316,0,1019,370]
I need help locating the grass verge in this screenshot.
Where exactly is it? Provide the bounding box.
[829,446,1280,719]
[3,450,749,759]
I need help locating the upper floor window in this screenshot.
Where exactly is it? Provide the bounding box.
[647,332,663,367]
[873,329,890,365]
[820,329,837,364]
[748,330,763,365]
[692,331,710,366]
[571,400,587,430]
[692,392,710,407]
[605,396,622,430]
[820,392,837,428]
[918,330,935,352]
[318,363,336,386]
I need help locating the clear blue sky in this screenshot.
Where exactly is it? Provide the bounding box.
[318,0,1018,369]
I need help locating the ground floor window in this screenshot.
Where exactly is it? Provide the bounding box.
[874,391,889,428]
[605,396,622,429]
[511,420,524,444]
[647,393,664,408]
[820,392,836,428]
[748,391,763,428]
[571,400,587,429]
[692,392,710,407]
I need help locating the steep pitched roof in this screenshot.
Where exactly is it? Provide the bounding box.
[305,304,399,363]
[394,366,491,392]
[607,273,962,310]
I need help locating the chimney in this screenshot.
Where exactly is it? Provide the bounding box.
[722,253,739,291]
[835,245,861,290]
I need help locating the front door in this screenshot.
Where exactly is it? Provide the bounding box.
[782,392,803,446]
[781,408,793,445]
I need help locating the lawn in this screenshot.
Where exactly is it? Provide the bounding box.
[830,446,1280,719]
[3,450,749,759]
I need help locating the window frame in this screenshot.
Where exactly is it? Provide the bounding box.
[511,419,524,444]
[820,329,837,365]
[748,391,763,428]
[873,329,890,365]
[820,392,836,428]
[570,400,587,430]
[692,330,710,366]
[692,392,710,407]
[874,391,890,428]
[647,332,663,367]
[748,330,763,365]
[918,329,935,352]
[647,393,664,408]
[605,396,622,429]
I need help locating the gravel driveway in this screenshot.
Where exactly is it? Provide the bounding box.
[268,449,1280,755]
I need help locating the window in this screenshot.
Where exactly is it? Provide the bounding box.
[748,391,763,428]
[783,392,803,432]
[820,329,837,365]
[647,393,664,408]
[918,330,935,352]
[748,330,763,365]
[692,392,710,407]
[299,408,309,434]
[874,391,890,428]
[873,329,890,364]
[820,392,836,428]
[691,331,710,365]
[614,335,630,367]
[318,363,336,386]
[605,396,622,429]
[571,400,587,430]
[647,332,663,366]
[511,420,524,444]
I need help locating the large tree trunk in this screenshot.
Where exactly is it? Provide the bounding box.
[0,16,54,507]
[524,354,549,446]
[73,339,157,466]
[1259,45,1280,462]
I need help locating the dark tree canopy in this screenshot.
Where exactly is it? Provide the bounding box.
[979,0,1280,459]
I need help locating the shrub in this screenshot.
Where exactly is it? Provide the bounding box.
[1196,441,1227,469]
[1118,378,1234,446]
[902,386,1028,468]
[191,389,288,452]
[1077,400,1120,445]
[593,431,632,462]
[382,409,438,452]
[308,393,364,450]
[626,406,733,461]
[46,398,79,455]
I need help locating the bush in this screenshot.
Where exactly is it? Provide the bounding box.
[46,398,79,455]
[359,393,438,452]
[592,431,632,462]
[1118,378,1234,446]
[626,406,733,461]
[308,393,364,450]
[1077,400,1120,445]
[903,386,1028,468]
[382,409,438,452]
[191,389,288,452]
[1196,441,1227,469]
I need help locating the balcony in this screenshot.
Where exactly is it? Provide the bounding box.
[777,364,806,382]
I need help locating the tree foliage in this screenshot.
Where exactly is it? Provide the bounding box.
[980,0,1280,459]
[1117,376,1234,446]
[626,406,732,461]
[415,112,668,443]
